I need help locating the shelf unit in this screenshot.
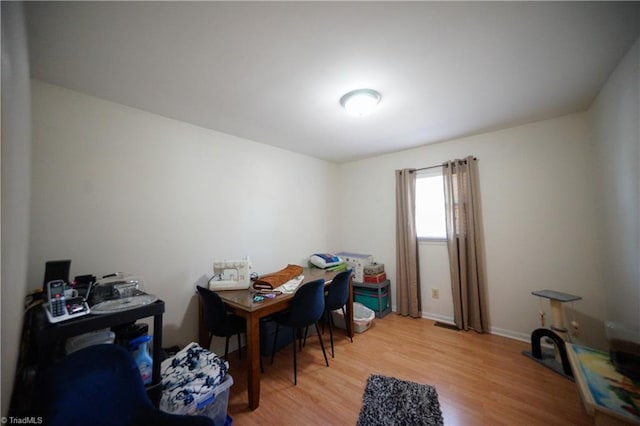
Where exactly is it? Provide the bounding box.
[11,300,165,416]
[353,280,391,318]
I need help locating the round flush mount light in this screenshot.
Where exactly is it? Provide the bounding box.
[340,88,382,117]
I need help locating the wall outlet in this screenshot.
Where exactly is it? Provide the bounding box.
[432,288,439,299]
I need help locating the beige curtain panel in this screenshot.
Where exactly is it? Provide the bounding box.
[443,156,489,332]
[395,169,421,318]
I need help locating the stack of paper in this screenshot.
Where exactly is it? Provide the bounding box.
[276,275,304,294]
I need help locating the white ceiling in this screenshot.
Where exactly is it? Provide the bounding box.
[24,2,640,163]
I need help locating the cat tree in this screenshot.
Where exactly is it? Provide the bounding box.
[523,289,582,379]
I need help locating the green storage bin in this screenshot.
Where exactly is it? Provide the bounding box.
[354,288,388,313]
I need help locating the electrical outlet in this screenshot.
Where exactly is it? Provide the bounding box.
[432,288,439,299]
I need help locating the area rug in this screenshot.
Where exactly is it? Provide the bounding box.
[356,374,444,426]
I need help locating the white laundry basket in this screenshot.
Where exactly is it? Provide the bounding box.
[331,302,375,333]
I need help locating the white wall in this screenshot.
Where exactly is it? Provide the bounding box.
[1,3,32,415]
[418,241,453,323]
[590,36,639,330]
[338,112,607,347]
[29,80,339,348]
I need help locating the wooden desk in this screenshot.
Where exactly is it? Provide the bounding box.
[566,343,640,425]
[198,267,354,410]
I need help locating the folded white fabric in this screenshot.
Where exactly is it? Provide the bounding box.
[160,342,229,414]
[275,275,305,294]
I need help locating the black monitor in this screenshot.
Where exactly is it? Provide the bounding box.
[43,259,71,287]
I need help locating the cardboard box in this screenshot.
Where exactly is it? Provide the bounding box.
[363,272,387,284]
[336,252,373,282]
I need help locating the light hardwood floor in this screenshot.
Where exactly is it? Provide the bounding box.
[225,314,592,425]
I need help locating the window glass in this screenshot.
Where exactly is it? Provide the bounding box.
[415,170,446,239]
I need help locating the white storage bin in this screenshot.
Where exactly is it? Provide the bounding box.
[331,302,375,333]
[167,374,233,425]
[160,343,231,425]
[335,252,373,282]
[65,330,115,354]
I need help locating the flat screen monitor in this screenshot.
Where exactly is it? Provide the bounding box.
[43,259,71,287]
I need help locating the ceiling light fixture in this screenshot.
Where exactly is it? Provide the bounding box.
[340,88,381,117]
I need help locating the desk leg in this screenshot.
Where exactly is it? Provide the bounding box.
[246,313,261,410]
[151,313,163,406]
[198,296,209,348]
[347,277,354,338]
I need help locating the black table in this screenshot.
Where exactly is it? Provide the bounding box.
[33,299,165,403]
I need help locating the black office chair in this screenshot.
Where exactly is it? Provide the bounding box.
[324,269,354,358]
[33,344,214,426]
[270,278,329,385]
[196,285,246,361]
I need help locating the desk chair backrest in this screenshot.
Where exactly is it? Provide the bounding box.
[196,285,231,336]
[325,269,352,311]
[323,269,353,357]
[270,278,329,384]
[196,285,246,360]
[287,278,326,328]
[34,344,213,426]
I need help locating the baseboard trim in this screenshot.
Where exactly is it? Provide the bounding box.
[421,312,530,343]
[421,312,455,325]
[489,326,530,343]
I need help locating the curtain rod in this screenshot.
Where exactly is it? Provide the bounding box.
[411,164,442,173]
[410,157,477,173]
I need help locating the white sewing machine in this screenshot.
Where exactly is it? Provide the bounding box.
[209,259,251,290]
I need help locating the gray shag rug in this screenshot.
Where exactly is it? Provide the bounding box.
[356,374,444,426]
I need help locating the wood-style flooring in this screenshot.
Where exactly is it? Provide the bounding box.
[225,314,592,425]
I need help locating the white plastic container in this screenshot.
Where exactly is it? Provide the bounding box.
[335,252,373,282]
[65,330,115,354]
[165,374,233,425]
[331,302,375,333]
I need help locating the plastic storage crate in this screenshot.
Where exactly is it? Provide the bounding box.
[260,318,294,356]
[331,302,375,333]
[352,280,392,318]
[167,374,233,425]
[355,288,389,313]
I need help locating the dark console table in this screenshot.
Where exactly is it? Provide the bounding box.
[36,299,165,389]
[11,299,165,415]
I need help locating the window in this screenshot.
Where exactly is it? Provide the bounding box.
[415,168,446,240]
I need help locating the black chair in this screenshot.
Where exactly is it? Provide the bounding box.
[34,344,213,426]
[270,278,329,385]
[196,285,246,360]
[324,269,354,357]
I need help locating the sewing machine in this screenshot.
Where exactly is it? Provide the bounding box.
[209,259,251,290]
